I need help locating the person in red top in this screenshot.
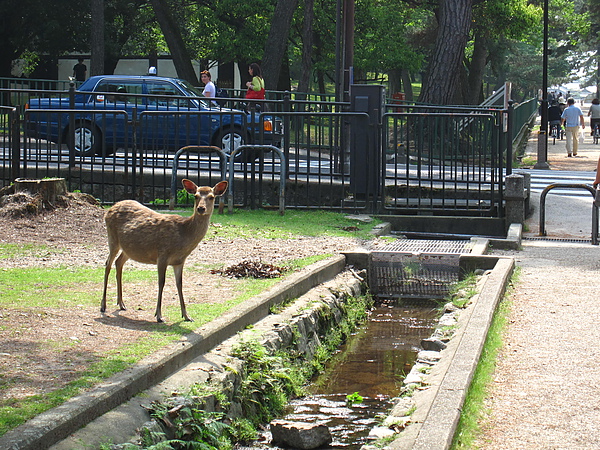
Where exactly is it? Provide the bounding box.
[245,63,265,100]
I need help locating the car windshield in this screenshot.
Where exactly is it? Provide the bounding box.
[177,80,203,96]
[176,80,211,107]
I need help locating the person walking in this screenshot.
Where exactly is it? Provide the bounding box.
[561,97,585,157]
[245,63,265,100]
[72,58,87,82]
[588,98,600,135]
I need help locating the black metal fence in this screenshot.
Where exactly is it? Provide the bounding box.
[0,81,534,217]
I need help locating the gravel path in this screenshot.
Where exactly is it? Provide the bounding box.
[479,239,600,448]
[476,121,600,448]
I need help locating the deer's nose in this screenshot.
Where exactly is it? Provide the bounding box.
[197,206,206,214]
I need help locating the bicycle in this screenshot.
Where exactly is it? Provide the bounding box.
[549,123,562,145]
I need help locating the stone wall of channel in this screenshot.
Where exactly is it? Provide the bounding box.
[135,269,368,443]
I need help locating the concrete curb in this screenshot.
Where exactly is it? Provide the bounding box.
[489,223,522,250]
[413,257,514,449]
[387,255,515,449]
[0,256,347,450]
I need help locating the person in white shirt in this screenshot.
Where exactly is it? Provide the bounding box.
[561,97,585,157]
[201,70,217,105]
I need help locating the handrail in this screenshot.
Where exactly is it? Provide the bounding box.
[228,145,286,215]
[539,183,598,245]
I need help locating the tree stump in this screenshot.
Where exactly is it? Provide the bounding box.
[14,178,67,205]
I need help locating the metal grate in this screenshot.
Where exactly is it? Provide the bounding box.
[523,237,592,244]
[370,239,474,299]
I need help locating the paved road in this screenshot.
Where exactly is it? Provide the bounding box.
[519,168,596,197]
[518,110,600,199]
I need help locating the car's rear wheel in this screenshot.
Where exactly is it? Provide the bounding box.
[68,121,102,157]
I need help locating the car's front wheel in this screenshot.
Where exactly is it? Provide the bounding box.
[214,127,259,162]
[68,121,102,157]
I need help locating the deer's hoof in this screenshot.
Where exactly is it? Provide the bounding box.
[156,317,165,323]
[184,316,194,322]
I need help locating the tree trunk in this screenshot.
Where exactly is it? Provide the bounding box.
[465,32,488,105]
[90,0,105,76]
[419,0,473,105]
[401,69,414,101]
[297,0,315,96]
[388,69,401,95]
[14,178,67,204]
[261,0,299,91]
[150,0,199,85]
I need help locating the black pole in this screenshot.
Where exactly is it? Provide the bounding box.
[535,0,550,169]
[541,0,549,134]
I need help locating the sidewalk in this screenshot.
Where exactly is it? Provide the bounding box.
[476,117,600,448]
[521,113,600,239]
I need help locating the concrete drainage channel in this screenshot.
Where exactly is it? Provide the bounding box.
[0,228,518,450]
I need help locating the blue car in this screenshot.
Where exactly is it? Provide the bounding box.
[25,75,281,160]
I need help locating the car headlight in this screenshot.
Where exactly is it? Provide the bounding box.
[263,120,273,132]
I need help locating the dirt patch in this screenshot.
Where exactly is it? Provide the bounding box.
[0,193,374,405]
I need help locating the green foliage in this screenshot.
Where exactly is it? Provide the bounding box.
[217,293,372,430]
[146,403,232,449]
[447,272,478,309]
[230,339,306,424]
[345,391,364,406]
[151,188,194,206]
[354,0,428,75]
[230,418,258,443]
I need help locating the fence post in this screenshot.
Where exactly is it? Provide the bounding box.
[506,101,514,175]
[349,84,384,209]
[283,91,291,178]
[68,80,76,167]
[504,173,526,227]
[10,107,20,180]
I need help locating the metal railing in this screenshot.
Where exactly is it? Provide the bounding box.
[380,107,505,216]
[0,83,516,217]
[539,183,599,245]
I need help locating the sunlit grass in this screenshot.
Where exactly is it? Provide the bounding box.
[0,266,154,308]
[450,268,519,448]
[171,208,382,241]
[0,243,65,259]
[0,252,335,435]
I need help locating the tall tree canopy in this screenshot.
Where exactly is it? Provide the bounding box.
[2,0,593,107]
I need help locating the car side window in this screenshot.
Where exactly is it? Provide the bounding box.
[147,81,191,108]
[95,81,144,105]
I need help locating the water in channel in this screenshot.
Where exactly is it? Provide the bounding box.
[266,299,439,449]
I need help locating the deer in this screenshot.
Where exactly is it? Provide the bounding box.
[101,179,228,323]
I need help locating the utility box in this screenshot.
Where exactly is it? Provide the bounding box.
[349,84,385,199]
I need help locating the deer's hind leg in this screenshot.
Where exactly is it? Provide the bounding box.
[154,259,169,323]
[114,251,130,310]
[101,242,121,313]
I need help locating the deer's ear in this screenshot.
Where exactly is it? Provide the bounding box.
[213,180,228,196]
[182,179,198,194]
